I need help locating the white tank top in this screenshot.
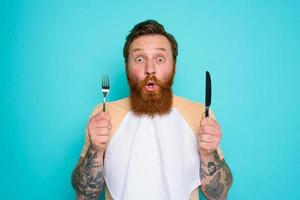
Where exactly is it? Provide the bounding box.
[104,108,201,200]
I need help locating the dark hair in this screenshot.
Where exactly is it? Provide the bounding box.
[123,20,178,64]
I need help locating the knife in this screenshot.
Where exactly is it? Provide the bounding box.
[205,71,211,117]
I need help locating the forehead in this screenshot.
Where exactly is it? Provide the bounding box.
[129,35,172,53]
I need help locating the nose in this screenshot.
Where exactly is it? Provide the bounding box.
[145,60,155,76]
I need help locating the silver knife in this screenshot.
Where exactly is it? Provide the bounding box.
[205,71,211,117]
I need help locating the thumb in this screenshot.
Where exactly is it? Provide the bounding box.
[105,111,111,120]
[199,111,205,127]
[201,111,205,120]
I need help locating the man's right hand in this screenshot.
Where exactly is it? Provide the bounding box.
[72,110,109,198]
[87,110,112,156]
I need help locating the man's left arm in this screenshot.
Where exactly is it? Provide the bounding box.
[197,117,233,199]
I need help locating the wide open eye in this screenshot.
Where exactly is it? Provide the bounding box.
[156,56,165,63]
[135,56,144,62]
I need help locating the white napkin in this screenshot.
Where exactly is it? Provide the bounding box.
[104,108,201,200]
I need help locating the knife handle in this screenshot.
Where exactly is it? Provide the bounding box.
[205,107,209,117]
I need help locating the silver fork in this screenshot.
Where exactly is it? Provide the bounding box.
[101,74,110,112]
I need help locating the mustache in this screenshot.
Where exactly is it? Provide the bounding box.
[138,76,164,89]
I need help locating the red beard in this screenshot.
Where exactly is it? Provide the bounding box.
[127,69,175,117]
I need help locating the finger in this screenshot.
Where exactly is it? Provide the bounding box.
[201,111,205,120]
[89,125,111,134]
[93,120,112,128]
[90,132,108,139]
[94,111,106,120]
[96,135,109,143]
[198,134,218,143]
[89,121,111,131]
[199,126,221,136]
[90,136,109,145]
[200,117,219,127]
[105,111,111,120]
[91,127,111,135]
[199,142,216,151]
[95,123,112,129]
[89,112,103,122]
[198,137,219,146]
[199,143,214,152]
[95,112,111,121]
[97,106,106,113]
[201,117,219,127]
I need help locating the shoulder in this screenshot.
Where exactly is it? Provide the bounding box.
[173,95,216,133]
[107,97,130,113]
[173,95,205,112]
[173,95,216,119]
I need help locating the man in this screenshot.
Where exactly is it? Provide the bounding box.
[72,20,233,200]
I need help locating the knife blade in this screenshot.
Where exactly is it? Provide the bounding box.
[205,71,211,117]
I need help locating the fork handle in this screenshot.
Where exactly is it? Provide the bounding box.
[103,96,106,112]
[103,103,106,112]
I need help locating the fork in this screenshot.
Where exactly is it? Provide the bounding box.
[101,74,110,112]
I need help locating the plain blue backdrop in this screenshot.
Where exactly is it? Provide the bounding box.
[1,0,299,199]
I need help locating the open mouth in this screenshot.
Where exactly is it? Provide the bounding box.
[144,81,157,92]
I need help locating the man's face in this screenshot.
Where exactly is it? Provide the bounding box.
[127,35,175,94]
[126,34,176,116]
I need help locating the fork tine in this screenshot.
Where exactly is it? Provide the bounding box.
[106,74,110,89]
[102,74,105,88]
[102,74,109,89]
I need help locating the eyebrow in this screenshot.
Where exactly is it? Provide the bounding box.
[131,47,167,53]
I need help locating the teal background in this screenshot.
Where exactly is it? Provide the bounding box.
[1,0,299,199]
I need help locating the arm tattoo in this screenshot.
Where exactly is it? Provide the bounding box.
[72,148,105,200]
[200,161,209,180]
[205,171,224,198]
[200,150,233,200]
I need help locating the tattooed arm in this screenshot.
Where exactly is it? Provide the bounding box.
[72,147,105,200]
[200,150,233,200]
[72,110,111,199]
[197,116,233,200]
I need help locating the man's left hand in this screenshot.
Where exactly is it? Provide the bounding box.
[197,117,222,156]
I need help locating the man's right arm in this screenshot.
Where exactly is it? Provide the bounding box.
[71,148,105,200]
[72,111,112,200]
